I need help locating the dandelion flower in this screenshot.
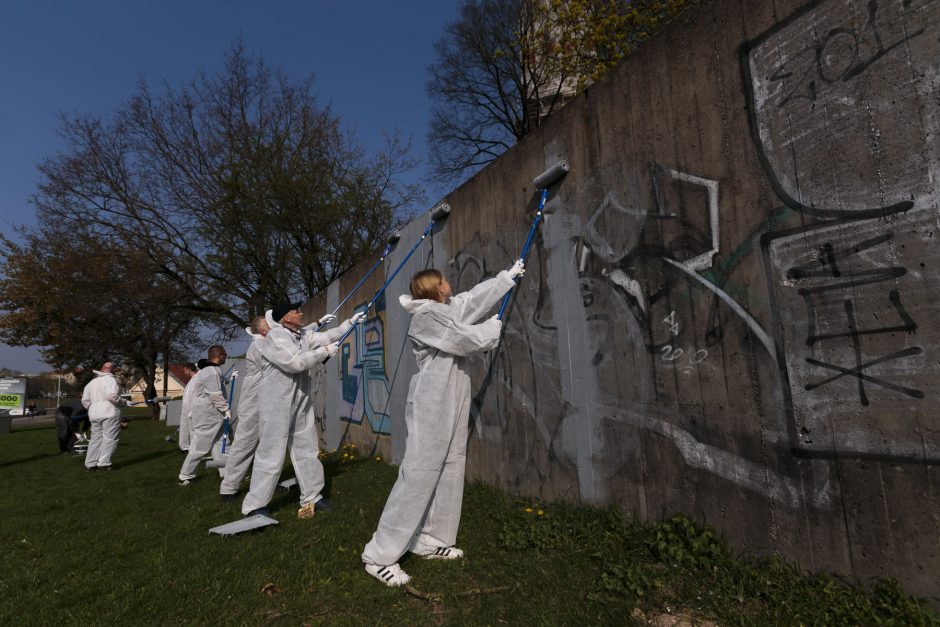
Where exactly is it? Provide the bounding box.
[525,507,533,513]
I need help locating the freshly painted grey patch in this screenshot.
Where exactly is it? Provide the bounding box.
[543,209,603,503]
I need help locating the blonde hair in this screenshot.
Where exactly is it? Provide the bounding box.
[410,269,444,302]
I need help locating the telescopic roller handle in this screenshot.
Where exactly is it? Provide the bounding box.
[323,213,446,364]
[497,188,549,320]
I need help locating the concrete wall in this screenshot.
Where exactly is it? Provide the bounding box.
[306,0,940,600]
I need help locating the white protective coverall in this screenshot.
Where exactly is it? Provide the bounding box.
[220,329,266,495]
[178,363,230,481]
[239,312,347,515]
[361,271,514,567]
[81,370,126,469]
[178,376,197,451]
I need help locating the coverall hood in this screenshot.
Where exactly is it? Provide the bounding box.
[399,294,447,314]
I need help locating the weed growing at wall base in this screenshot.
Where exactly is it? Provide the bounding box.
[487,493,938,625]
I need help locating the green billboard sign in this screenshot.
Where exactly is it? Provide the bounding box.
[0,377,27,412]
[0,393,22,408]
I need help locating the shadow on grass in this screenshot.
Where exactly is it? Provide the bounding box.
[0,452,62,468]
[118,449,178,469]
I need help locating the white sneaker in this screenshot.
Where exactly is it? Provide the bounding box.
[417,546,464,560]
[365,563,411,587]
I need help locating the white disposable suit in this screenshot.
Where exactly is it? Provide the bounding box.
[81,370,126,469]
[361,270,515,567]
[178,376,196,451]
[220,329,266,495]
[178,363,230,481]
[240,312,351,515]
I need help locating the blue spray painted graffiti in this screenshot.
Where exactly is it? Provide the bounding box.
[340,294,392,434]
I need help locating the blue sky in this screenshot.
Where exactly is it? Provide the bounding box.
[0,0,460,372]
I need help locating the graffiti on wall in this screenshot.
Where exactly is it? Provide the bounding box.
[340,295,392,435]
[744,0,940,462]
[452,0,940,511]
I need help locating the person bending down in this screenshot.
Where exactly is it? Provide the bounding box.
[361,259,524,587]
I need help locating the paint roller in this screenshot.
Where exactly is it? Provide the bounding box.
[312,230,402,333]
[496,160,569,320]
[322,202,452,363]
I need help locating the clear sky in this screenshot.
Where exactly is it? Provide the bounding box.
[0,0,460,372]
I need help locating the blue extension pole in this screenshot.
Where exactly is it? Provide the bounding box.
[496,188,549,320]
[222,378,236,454]
[313,237,398,333]
[322,207,449,363]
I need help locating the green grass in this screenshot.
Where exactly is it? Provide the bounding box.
[0,421,937,626]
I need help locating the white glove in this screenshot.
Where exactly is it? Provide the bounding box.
[224,411,232,420]
[508,259,525,279]
[326,342,340,358]
[229,370,239,381]
[318,313,337,326]
[486,315,503,332]
[350,311,367,325]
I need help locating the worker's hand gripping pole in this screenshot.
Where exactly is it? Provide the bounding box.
[322,204,451,363]
[313,231,401,333]
[496,160,569,320]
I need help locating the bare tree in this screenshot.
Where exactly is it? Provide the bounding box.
[426,0,696,184]
[33,43,423,334]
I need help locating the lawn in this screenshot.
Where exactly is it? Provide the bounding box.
[0,420,936,626]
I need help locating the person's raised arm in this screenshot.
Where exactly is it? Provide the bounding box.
[408,311,502,357]
[450,261,523,324]
[264,332,336,373]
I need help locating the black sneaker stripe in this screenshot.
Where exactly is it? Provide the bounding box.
[377,566,389,577]
[383,572,393,582]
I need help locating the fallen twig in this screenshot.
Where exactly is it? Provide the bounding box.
[404,585,442,602]
[404,584,514,601]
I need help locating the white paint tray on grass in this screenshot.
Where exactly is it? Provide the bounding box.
[209,514,278,536]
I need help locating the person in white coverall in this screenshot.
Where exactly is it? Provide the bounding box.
[362,260,523,587]
[178,346,233,484]
[219,317,270,500]
[177,362,199,452]
[82,361,127,470]
[240,303,363,519]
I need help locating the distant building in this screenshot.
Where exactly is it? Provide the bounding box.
[126,365,194,403]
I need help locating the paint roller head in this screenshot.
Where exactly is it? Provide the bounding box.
[386,230,402,244]
[532,160,569,189]
[430,202,451,221]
